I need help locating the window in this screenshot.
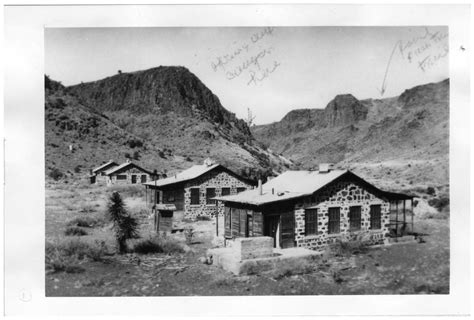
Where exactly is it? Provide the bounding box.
[141,175,147,183]
[370,205,382,230]
[116,174,127,180]
[190,188,200,205]
[349,206,362,231]
[206,188,216,205]
[236,187,246,193]
[221,187,231,196]
[305,209,318,235]
[131,175,137,184]
[328,207,340,234]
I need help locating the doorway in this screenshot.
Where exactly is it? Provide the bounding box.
[264,215,280,248]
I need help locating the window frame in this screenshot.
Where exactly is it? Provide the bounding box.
[370,205,382,230]
[349,206,362,231]
[206,187,216,205]
[236,187,246,193]
[328,207,341,234]
[221,187,231,196]
[305,208,318,236]
[190,188,200,205]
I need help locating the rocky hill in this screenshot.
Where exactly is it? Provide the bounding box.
[45,67,291,182]
[252,79,449,190]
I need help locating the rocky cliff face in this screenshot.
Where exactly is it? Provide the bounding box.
[252,79,449,189]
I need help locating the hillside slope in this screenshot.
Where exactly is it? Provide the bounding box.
[252,79,449,189]
[46,67,291,181]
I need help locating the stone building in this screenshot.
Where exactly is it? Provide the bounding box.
[144,159,255,219]
[90,160,118,184]
[104,160,153,186]
[215,165,414,251]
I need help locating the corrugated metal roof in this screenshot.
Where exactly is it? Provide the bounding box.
[215,170,348,205]
[144,163,220,187]
[92,160,117,173]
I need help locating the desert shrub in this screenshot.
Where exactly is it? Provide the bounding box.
[74,165,82,173]
[79,202,96,213]
[127,139,143,148]
[64,226,88,236]
[124,152,131,159]
[46,239,108,273]
[109,185,144,198]
[331,233,370,257]
[270,259,314,279]
[196,215,211,221]
[158,150,166,159]
[48,168,64,181]
[212,277,236,287]
[107,192,140,253]
[428,196,450,212]
[132,237,185,255]
[132,151,140,160]
[426,186,436,195]
[184,227,194,245]
[67,216,104,228]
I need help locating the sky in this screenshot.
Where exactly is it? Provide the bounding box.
[45,27,449,125]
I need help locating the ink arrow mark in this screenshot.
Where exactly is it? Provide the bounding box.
[378,41,401,96]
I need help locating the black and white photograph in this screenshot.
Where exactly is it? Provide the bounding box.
[44,25,450,296]
[3,3,471,317]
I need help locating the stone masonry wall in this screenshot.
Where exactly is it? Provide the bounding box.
[183,170,253,219]
[107,167,151,186]
[294,180,390,251]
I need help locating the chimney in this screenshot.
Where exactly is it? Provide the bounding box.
[258,179,262,195]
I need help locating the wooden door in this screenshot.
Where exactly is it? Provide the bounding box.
[264,215,280,248]
[280,211,295,248]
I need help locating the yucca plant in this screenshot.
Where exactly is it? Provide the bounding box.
[107,192,139,253]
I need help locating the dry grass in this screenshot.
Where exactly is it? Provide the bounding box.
[132,236,185,255]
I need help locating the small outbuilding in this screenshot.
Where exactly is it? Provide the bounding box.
[104,160,153,186]
[90,160,118,184]
[144,158,256,219]
[215,165,414,250]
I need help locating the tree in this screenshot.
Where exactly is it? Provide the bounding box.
[118,70,122,74]
[245,107,256,127]
[107,192,139,253]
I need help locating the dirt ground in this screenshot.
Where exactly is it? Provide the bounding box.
[45,181,449,296]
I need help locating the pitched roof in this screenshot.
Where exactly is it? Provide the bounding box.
[143,163,221,187]
[215,169,413,206]
[92,160,118,173]
[104,161,151,175]
[215,170,347,205]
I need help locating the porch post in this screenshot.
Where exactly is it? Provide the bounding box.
[403,199,406,235]
[411,198,414,233]
[395,200,399,239]
[216,203,219,236]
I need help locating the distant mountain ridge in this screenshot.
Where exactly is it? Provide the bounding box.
[252,79,449,189]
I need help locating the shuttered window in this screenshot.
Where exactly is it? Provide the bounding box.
[305,209,318,235]
[221,187,230,196]
[206,188,216,204]
[328,207,340,234]
[370,205,382,230]
[236,187,246,193]
[349,206,362,231]
[190,188,200,205]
